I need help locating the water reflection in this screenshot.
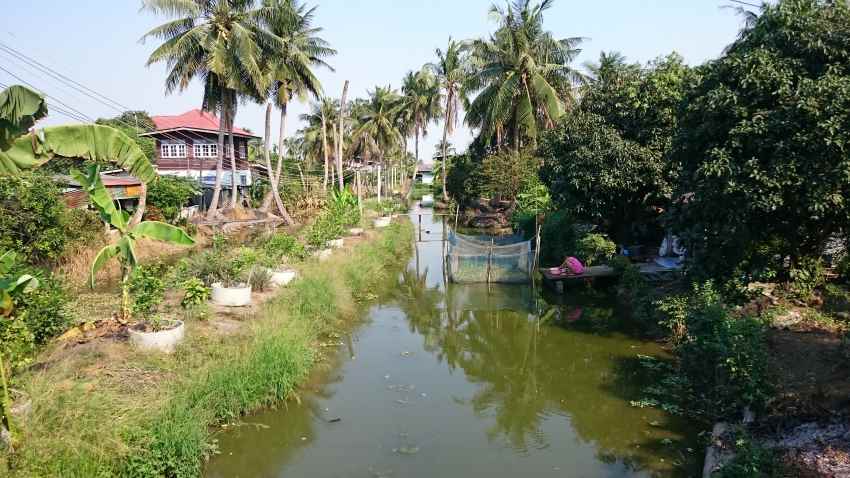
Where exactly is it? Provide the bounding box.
[205,213,699,477]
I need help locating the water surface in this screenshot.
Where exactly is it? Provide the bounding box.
[205,212,699,477]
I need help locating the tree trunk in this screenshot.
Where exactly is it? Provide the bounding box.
[441,115,449,202]
[228,94,239,209]
[337,80,349,191]
[377,161,382,203]
[259,102,293,225]
[321,107,330,193]
[205,102,228,220]
[405,126,420,199]
[272,103,296,225]
[129,182,147,227]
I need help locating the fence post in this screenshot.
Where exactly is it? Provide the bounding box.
[533,225,542,276]
[487,238,494,292]
[418,214,422,242]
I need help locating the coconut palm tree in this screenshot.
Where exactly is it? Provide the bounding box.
[353,86,404,200]
[255,0,334,218]
[464,0,584,150]
[142,0,273,219]
[299,98,339,191]
[583,51,628,83]
[399,68,442,198]
[428,38,467,202]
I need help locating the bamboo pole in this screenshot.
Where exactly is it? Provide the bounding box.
[487,238,494,293]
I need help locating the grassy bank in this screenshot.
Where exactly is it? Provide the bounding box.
[4,222,412,477]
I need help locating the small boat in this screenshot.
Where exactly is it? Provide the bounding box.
[420,194,434,207]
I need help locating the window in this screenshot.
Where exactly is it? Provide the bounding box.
[193,143,218,158]
[160,142,186,158]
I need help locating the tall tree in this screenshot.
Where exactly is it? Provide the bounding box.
[142,0,271,219]
[428,38,466,201]
[257,0,335,216]
[465,0,584,149]
[354,86,404,200]
[400,68,442,198]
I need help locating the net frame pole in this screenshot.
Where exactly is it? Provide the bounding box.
[487,238,494,292]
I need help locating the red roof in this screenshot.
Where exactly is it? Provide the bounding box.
[149,109,256,137]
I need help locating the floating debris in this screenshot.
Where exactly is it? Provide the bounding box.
[393,446,420,455]
[394,399,410,405]
[326,417,342,423]
[400,351,412,357]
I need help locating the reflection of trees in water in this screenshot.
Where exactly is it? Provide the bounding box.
[399,269,696,476]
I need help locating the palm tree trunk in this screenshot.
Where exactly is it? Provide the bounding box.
[337,80,349,191]
[441,116,449,202]
[271,103,296,225]
[206,104,227,220]
[228,111,239,208]
[321,107,330,193]
[405,126,420,199]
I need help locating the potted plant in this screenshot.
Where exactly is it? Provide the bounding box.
[128,315,185,353]
[76,166,194,352]
[210,248,254,307]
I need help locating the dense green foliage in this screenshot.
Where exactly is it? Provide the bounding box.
[129,263,167,317]
[147,176,200,223]
[672,0,850,280]
[0,173,101,265]
[539,53,694,244]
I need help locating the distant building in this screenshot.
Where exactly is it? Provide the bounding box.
[58,172,143,210]
[139,109,259,194]
[415,162,435,185]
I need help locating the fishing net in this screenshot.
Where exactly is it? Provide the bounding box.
[446,231,533,284]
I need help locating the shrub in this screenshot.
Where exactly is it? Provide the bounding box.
[11,267,71,345]
[576,233,617,266]
[129,263,167,317]
[675,283,771,418]
[248,267,273,293]
[305,211,345,247]
[715,431,779,478]
[539,210,579,267]
[838,254,850,284]
[146,176,200,223]
[63,208,104,250]
[327,189,360,227]
[180,278,210,309]
[0,173,69,264]
[789,257,827,302]
[259,233,306,266]
[0,317,35,371]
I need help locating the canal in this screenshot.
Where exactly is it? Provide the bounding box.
[205,211,700,477]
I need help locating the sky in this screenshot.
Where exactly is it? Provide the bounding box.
[2,1,749,164]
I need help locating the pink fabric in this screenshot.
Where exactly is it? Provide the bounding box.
[565,257,584,275]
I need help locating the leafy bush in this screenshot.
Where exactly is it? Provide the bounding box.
[327,189,360,227]
[444,153,483,206]
[147,176,200,223]
[576,233,617,266]
[478,149,540,201]
[11,266,71,344]
[789,257,827,302]
[306,211,345,247]
[248,267,272,293]
[838,254,850,284]
[539,210,579,267]
[674,283,771,418]
[0,317,35,371]
[0,173,70,264]
[63,208,105,250]
[259,232,306,266]
[180,278,210,309]
[714,431,779,478]
[129,263,167,317]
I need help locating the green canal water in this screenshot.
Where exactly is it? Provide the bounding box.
[205,213,701,477]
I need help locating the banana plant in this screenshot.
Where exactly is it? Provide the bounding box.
[0,84,156,182]
[0,251,38,450]
[72,165,194,322]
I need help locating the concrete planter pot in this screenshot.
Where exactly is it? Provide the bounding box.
[128,319,185,353]
[314,249,333,262]
[327,239,344,249]
[348,228,364,236]
[270,270,297,287]
[374,217,391,228]
[211,283,252,307]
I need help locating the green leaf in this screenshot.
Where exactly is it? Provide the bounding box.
[90,244,120,288]
[71,165,127,231]
[0,85,48,150]
[1,124,156,182]
[133,221,195,246]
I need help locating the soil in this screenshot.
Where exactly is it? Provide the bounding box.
[753,295,850,477]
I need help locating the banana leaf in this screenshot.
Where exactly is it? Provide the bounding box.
[71,166,127,231]
[90,244,120,289]
[133,221,195,246]
[0,125,156,183]
[0,85,47,150]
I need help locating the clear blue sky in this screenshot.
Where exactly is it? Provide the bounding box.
[2,1,748,163]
